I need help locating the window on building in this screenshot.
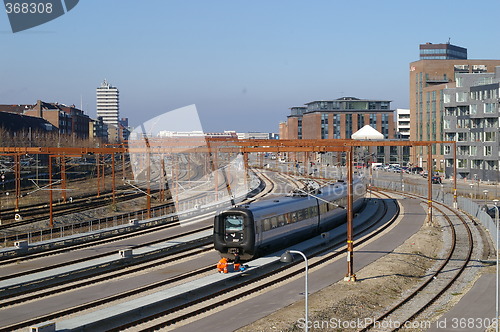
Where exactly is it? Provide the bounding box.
[485,118,497,128]
[458,146,468,155]
[456,91,468,102]
[381,114,389,138]
[471,131,482,142]
[457,159,468,168]
[486,161,496,170]
[444,145,451,155]
[357,114,364,129]
[485,103,496,113]
[444,93,452,103]
[485,132,496,141]
[445,107,456,116]
[298,118,302,139]
[457,133,468,142]
[443,119,450,129]
[321,113,328,139]
[484,145,493,156]
[458,106,469,116]
[333,114,340,139]
[470,104,477,114]
[345,114,352,138]
[472,160,482,169]
[457,118,470,128]
[470,146,477,156]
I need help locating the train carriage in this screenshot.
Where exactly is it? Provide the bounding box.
[214,177,366,260]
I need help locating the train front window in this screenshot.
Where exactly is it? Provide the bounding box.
[224,215,244,232]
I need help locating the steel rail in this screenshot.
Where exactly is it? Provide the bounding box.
[359,188,474,332]
[106,192,398,331]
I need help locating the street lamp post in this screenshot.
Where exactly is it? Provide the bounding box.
[280,250,309,332]
[494,200,499,332]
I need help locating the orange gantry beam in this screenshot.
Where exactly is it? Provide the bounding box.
[0,138,456,282]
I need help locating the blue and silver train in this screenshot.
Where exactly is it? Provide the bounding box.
[214,177,366,260]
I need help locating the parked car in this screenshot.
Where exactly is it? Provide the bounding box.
[409,167,424,174]
[486,206,499,219]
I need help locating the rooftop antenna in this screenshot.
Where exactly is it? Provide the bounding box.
[447,37,451,44]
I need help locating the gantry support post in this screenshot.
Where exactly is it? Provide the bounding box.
[160,157,166,202]
[345,145,356,282]
[14,154,20,211]
[122,150,126,181]
[112,153,116,206]
[427,144,433,225]
[243,151,249,190]
[49,156,53,228]
[101,154,106,192]
[147,150,151,218]
[96,153,100,198]
[61,155,67,203]
[453,142,458,209]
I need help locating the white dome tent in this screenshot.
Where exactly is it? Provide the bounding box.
[351,125,384,140]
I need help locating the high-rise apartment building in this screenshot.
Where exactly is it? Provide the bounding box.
[96,79,119,128]
[443,67,500,181]
[409,42,500,169]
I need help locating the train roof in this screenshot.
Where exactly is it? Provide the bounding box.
[233,177,365,218]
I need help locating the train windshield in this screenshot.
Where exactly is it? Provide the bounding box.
[224,215,244,232]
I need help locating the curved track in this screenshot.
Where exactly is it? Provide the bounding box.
[358,188,475,332]
[0,170,288,331]
[101,191,398,331]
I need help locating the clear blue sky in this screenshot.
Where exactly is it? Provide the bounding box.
[2,0,500,133]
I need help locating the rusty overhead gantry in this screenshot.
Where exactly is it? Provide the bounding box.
[210,137,457,281]
[0,138,456,281]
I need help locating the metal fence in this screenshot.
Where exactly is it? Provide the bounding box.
[373,178,499,250]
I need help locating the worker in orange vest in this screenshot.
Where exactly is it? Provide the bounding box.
[217,257,228,273]
[233,253,241,272]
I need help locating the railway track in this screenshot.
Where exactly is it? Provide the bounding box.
[94,191,398,331]
[0,158,197,232]
[0,168,271,265]
[0,169,288,331]
[357,188,475,331]
[108,188,476,332]
[0,188,163,230]
[0,164,224,245]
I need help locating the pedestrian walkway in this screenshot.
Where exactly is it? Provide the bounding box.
[427,273,496,332]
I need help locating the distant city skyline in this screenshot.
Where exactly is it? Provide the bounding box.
[2,0,500,133]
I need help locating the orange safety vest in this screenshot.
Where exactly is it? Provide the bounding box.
[217,258,227,270]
